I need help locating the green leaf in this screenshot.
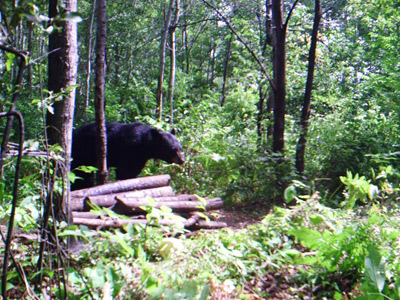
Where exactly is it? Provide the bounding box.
[309,214,324,225]
[198,284,210,300]
[364,246,385,293]
[394,277,400,299]
[74,165,98,173]
[289,228,323,249]
[5,53,15,71]
[284,185,297,203]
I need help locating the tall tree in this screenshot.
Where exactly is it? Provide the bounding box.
[202,0,292,153]
[220,33,233,107]
[94,0,108,185]
[46,0,78,214]
[167,0,180,125]
[271,0,287,153]
[156,0,174,120]
[295,0,322,173]
[84,0,97,120]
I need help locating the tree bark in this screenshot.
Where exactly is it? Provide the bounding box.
[182,0,190,73]
[114,197,223,214]
[189,220,228,230]
[71,174,171,197]
[46,0,78,216]
[71,193,200,211]
[41,0,78,288]
[94,0,108,185]
[167,0,180,125]
[295,0,322,173]
[83,0,97,120]
[220,33,232,107]
[271,0,286,153]
[156,0,174,120]
[264,0,275,140]
[72,215,209,229]
[84,186,175,208]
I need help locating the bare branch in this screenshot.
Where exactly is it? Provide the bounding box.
[202,0,275,91]
[0,44,27,59]
[284,0,300,32]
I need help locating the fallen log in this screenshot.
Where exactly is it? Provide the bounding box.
[72,212,101,219]
[116,194,200,202]
[71,198,88,211]
[112,197,223,215]
[73,216,195,229]
[83,186,175,210]
[73,214,227,230]
[70,186,183,211]
[71,174,171,198]
[189,220,228,230]
[72,210,203,225]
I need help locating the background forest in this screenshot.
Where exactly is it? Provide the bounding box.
[1,0,400,299]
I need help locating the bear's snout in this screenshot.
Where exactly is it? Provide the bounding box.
[173,151,185,165]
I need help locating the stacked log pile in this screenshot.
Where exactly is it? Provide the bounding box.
[70,174,227,230]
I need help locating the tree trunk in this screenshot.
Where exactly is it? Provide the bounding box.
[271,0,286,153]
[182,1,190,73]
[295,0,322,173]
[265,0,275,140]
[220,33,232,107]
[94,0,108,186]
[41,0,78,289]
[207,32,216,86]
[167,0,180,125]
[84,0,97,120]
[46,0,78,216]
[27,22,33,90]
[156,0,174,120]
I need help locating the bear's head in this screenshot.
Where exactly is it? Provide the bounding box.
[151,129,185,165]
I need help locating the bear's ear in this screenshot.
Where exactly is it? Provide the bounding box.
[170,128,176,135]
[150,128,162,138]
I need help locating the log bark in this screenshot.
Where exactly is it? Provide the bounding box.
[70,191,196,211]
[84,186,175,209]
[72,212,100,219]
[73,216,200,229]
[188,220,228,230]
[116,194,199,203]
[71,174,171,197]
[113,197,223,215]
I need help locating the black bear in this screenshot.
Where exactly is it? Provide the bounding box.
[71,122,184,190]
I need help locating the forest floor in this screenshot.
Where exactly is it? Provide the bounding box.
[215,203,324,300]
[215,202,271,229]
[214,203,302,300]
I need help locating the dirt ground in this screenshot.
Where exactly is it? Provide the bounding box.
[212,204,317,300]
[215,202,272,229]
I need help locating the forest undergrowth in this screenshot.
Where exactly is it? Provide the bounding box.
[2,148,400,299]
[2,94,400,299]
[1,1,400,297]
